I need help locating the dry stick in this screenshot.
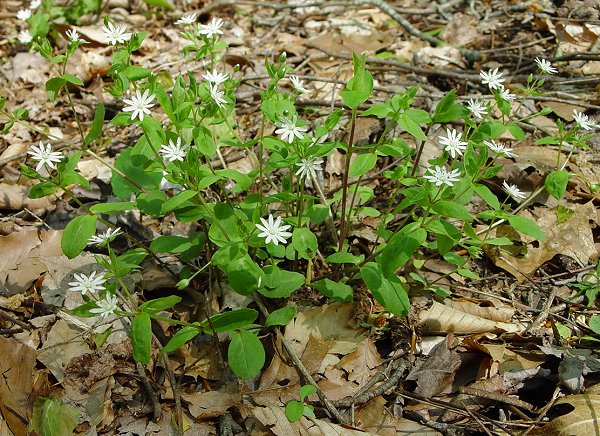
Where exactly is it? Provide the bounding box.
[135,361,162,422]
[525,286,560,334]
[154,336,184,436]
[459,400,494,436]
[252,293,346,424]
[458,386,535,412]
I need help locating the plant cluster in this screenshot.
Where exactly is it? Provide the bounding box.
[3,7,599,401]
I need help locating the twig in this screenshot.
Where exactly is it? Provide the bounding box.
[458,386,535,412]
[252,293,346,424]
[525,287,559,334]
[135,361,162,421]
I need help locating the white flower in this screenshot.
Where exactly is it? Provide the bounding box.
[438,128,467,158]
[29,0,41,9]
[208,83,227,108]
[423,165,461,187]
[289,75,308,94]
[102,21,132,45]
[90,293,119,318]
[466,99,488,120]
[572,109,598,131]
[198,17,224,38]
[122,89,155,121]
[255,214,292,245]
[68,271,106,296]
[175,12,197,25]
[480,67,505,90]
[66,28,87,43]
[534,58,557,75]
[27,141,64,171]
[275,115,308,143]
[88,227,123,246]
[498,85,517,101]
[18,30,33,44]
[203,69,228,85]
[17,8,32,20]
[502,180,526,199]
[483,140,517,158]
[295,156,324,180]
[159,137,190,162]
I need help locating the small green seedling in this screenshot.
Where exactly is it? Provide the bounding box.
[285,384,317,422]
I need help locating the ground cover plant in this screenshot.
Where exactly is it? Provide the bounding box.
[1,0,600,434]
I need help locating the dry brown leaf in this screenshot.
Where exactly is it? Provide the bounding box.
[447,298,515,323]
[531,394,600,435]
[0,336,36,436]
[339,338,382,386]
[418,301,525,334]
[485,202,598,280]
[0,183,55,212]
[182,383,241,419]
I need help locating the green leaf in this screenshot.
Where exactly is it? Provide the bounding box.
[45,77,66,102]
[139,296,182,314]
[260,266,305,298]
[122,65,151,81]
[136,190,167,217]
[473,184,500,210]
[160,190,197,214]
[589,316,600,335]
[62,215,97,259]
[150,235,193,253]
[84,102,105,146]
[226,255,264,295]
[433,90,467,123]
[285,400,304,422]
[432,200,474,222]
[361,263,410,316]
[265,307,297,327]
[228,330,265,380]
[299,385,317,399]
[348,152,377,177]
[397,112,427,141]
[381,223,426,277]
[131,312,152,365]
[69,301,101,318]
[312,279,353,302]
[506,123,526,140]
[506,215,545,240]
[325,251,364,264]
[545,170,570,200]
[340,53,373,109]
[292,227,318,259]
[61,73,84,86]
[114,248,148,276]
[143,0,174,9]
[89,201,134,214]
[163,326,201,353]
[200,308,258,333]
[31,397,79,436]
[29,181,59,199]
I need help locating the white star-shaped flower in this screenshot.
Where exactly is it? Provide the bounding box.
[159,137,190,162]
[208,83,227,108]
[203,69,228,85]
[483,140,517,158]
[122,89,155,121]
[275,115,308,143]
[572,109,598,131]
[88,227,123,246]
[534,57,557,75]
[423,165,461,187]
[289,75,308,94]
[198,17,224,38]
[18,30,33,44]
[438,128,467,158]
[17,8,32,20]
[295,156,324,180]
[102,21,132,45]
[29,0,41,9]
[90,293,119,318]
[255,214,292,245]
[175,12,197,26]
[466,99,488,120]
[27,141,64,171]
[498,86,517,101]
[502,180,526,199]
[68,271,106,296]
[66,28,88,43]
[480,67,505,90]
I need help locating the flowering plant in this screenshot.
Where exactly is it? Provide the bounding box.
[4,9,598,425]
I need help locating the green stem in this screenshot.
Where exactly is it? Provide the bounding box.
[339,108,357,250]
